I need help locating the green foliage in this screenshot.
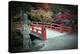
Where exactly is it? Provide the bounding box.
[52,5,70,14]
[21,3,32,13]
[51,5,71,20]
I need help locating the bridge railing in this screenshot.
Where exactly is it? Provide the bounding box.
[31,22,73,33]
[31,22,46,41]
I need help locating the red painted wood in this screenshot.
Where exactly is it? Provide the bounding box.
[43,31,46,41]
[60,23,64,33]
[41,23,46,41]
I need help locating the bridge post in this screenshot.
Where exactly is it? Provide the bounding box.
[42,23,46,41]
[60,23,64,33]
